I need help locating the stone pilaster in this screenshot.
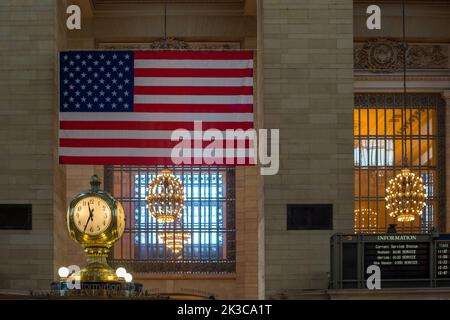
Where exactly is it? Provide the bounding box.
[262,0,354,297]
[0,0,60,291]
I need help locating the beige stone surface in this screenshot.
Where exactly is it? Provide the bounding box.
[354,1,450,41]
[262,0,354,297]
[0,0,61,291]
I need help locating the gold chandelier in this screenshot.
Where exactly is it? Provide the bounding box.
[146,168,184,224]
[385,0,426,225]
[158,221,191,254]
[385,169,426,222]
[354,208,377,233]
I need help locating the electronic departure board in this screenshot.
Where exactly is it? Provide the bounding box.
[364,242,429,279]
[436,238,450,282]
[330,233,442,289]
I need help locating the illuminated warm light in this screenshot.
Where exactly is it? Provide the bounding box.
[354,208,377,233]
[385,168,427,222]
[58,267,69,278]
[158,229,191,254]
[115,267,126,278]
[124,273,133,283]
[146,168,184,224]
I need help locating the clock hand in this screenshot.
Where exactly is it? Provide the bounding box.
[84,203,95,232]
[83,213,91,233]
[89,203,94,219]
[88,203,95,221]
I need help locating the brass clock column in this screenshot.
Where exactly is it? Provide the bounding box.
[66,175,126,283]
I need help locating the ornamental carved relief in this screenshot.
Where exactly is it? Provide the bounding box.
[354,38,448,72]
[98,38,240,50]
[98,38,190,49]
[147,38,191,49]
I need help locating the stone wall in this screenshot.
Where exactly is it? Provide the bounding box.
[0,0,59,291]
[53,0,69,282]
[354,1,450,41]
[262,0,354,297]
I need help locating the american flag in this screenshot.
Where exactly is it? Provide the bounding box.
[59,50,254,165]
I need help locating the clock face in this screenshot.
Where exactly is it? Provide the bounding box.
[116,201,125,237]
[73,196,112,236]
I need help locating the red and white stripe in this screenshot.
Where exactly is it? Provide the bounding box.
[59,51,254,165]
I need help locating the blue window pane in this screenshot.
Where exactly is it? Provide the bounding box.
[133,171,225,259]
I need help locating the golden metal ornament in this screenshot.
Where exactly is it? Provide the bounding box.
[385,168,427,223]
[354,208,377,233]
[158,220,191,254]
[146,168,184,224]
[66,175,126,283]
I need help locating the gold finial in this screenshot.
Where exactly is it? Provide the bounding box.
[90,175,101,192]
[161,167,171,176]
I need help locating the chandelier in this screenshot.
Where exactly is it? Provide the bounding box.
[386,169,426,222]
[384,0,426,224]
[158,221,191,254]
[146,168,184,224]
[354,208,377,233]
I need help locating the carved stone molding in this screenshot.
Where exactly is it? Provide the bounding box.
[98,38,240,50]
[355,74,450,82]
[355,38,448,73]
[146,38,191,49]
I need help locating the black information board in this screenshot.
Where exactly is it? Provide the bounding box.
[364,242,429,279]
[330,234,436,289]
[436,241,450,278]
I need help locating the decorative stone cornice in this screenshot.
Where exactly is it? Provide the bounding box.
[99,38,190,50]
[98,39,240,50]
[355,74,450,82]
[147,38,191,49]
[355,38,448,73]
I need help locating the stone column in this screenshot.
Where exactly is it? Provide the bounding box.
[262,0,354,297]
[0,0,62,291]
[235,33,262,299]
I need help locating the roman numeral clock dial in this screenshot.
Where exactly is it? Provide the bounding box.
[74,196,112,236]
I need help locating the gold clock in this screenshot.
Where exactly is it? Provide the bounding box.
[73,197,112,236]
[66,175,125,282]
